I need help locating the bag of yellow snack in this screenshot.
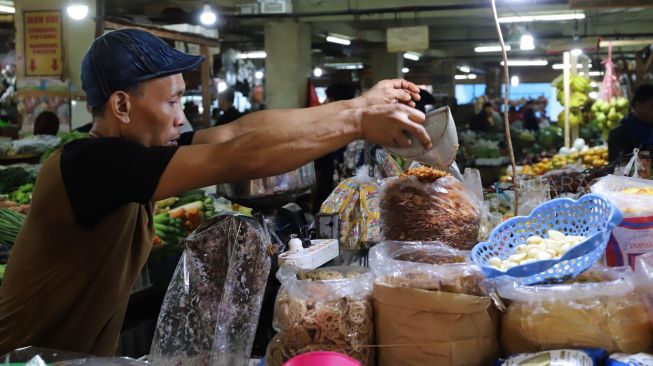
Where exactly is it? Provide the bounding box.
[591,174,653,269]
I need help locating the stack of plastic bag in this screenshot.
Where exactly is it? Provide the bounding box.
[149,213,271,366]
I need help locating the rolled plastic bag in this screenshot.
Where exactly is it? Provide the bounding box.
[149,213,271,366]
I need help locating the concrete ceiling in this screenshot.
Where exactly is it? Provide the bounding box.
[99,0,653,82]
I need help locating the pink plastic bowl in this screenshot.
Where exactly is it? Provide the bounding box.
[283,351,362,366]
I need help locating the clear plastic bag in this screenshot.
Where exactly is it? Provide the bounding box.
[369,241,484,296]
[380,167,482,250]
[266,265,375,366]
[489,266,653,355]
[591,174,653,217]
[320,168,381,250]
[149,213,271,366]
[635,252,653,326]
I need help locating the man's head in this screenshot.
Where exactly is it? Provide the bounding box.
[218,87,236,111]
[632,84,653,124]
[81,29,204,146]
[34,111,60,136]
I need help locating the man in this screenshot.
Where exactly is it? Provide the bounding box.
[523,100,540,132]
[215,87,242,126]
[0,29,429,356]
[312,82,358,213]
[608,84,653,162]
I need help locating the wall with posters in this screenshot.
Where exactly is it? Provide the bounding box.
[14,0,96,130]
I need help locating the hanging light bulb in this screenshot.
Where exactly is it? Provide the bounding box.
[67,0,89,20]
[313,67,323,77]
[511,75,520,87]
[520,34,535,50]
[200,3,217,26]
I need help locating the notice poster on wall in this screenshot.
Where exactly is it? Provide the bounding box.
[23,10,63,76]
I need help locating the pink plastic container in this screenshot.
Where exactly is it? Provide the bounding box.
[283,351,361,366]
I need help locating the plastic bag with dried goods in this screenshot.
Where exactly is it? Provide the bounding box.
[635,252,653,327]
[320,168,381,250]
[591,175,653,269]
[374,149,403,178]
[380,166,482,250]
[370,241,499,366]
[489,266,653,355]
[369,241,484,295]
[266,265,374,366]
[149,213,271,366]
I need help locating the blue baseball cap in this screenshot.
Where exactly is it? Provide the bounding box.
[81,28,205,108]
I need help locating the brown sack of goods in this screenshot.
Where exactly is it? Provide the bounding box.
[266,266,375,366]
[493,266,653,356]
[381,167,481,250]
[370,241,499,366]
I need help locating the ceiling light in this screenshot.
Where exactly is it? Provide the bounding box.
[255,70,264,80]
[498,12,585,23]
[200,4,217,26]
[511,75,520,86]
[571,49,583,56]
[500,59,548,66]
[589,71,603,76]
[326,35,351,46]
[590,81,598,87]
[552,63,592,70]
[217,81,227,93]
[313,67,323,77]
[589,91,598,99]
[520,34,535,51]
[403,52,420,61]
[454,75,467,80]
[66,1,89,20]
[324,62,363,70]
[467,73,477,80]
[459,65,471,73]
[475,45,512,53]
[238,51,267,59]
[402,67,409,73]
[0,5,15,13]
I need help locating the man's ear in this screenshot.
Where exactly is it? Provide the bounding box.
[108,91,131,124]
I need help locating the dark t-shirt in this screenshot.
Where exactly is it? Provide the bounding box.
[0,131,194,356]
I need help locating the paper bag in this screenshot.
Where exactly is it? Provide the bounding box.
[372,282,499,366]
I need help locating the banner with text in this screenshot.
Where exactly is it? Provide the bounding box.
[24,10,63,76]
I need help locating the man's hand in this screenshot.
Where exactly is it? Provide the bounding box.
[358,79,422,108]
[352,103,431,150]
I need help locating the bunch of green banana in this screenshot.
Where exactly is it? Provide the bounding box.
[557,110,584,128]
[553,74,592,105]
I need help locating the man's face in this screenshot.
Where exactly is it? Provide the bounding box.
[124,74,186,147]
[634,97,653,124]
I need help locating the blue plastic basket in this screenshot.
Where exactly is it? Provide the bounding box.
[471,194,623,285]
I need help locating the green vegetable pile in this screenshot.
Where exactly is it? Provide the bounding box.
[0,208,25,247]
[0,167,36,194]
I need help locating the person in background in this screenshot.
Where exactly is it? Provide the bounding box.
[183,101,201,130]
[215,87,242,126]
[509,106,524,129]
[522,100,540,131]
[249,85,266,112]
[608,84,653,162]
[33,110,60,136]
[312,82,357,214]
[469,102,496,133]
[414,89,436,114]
